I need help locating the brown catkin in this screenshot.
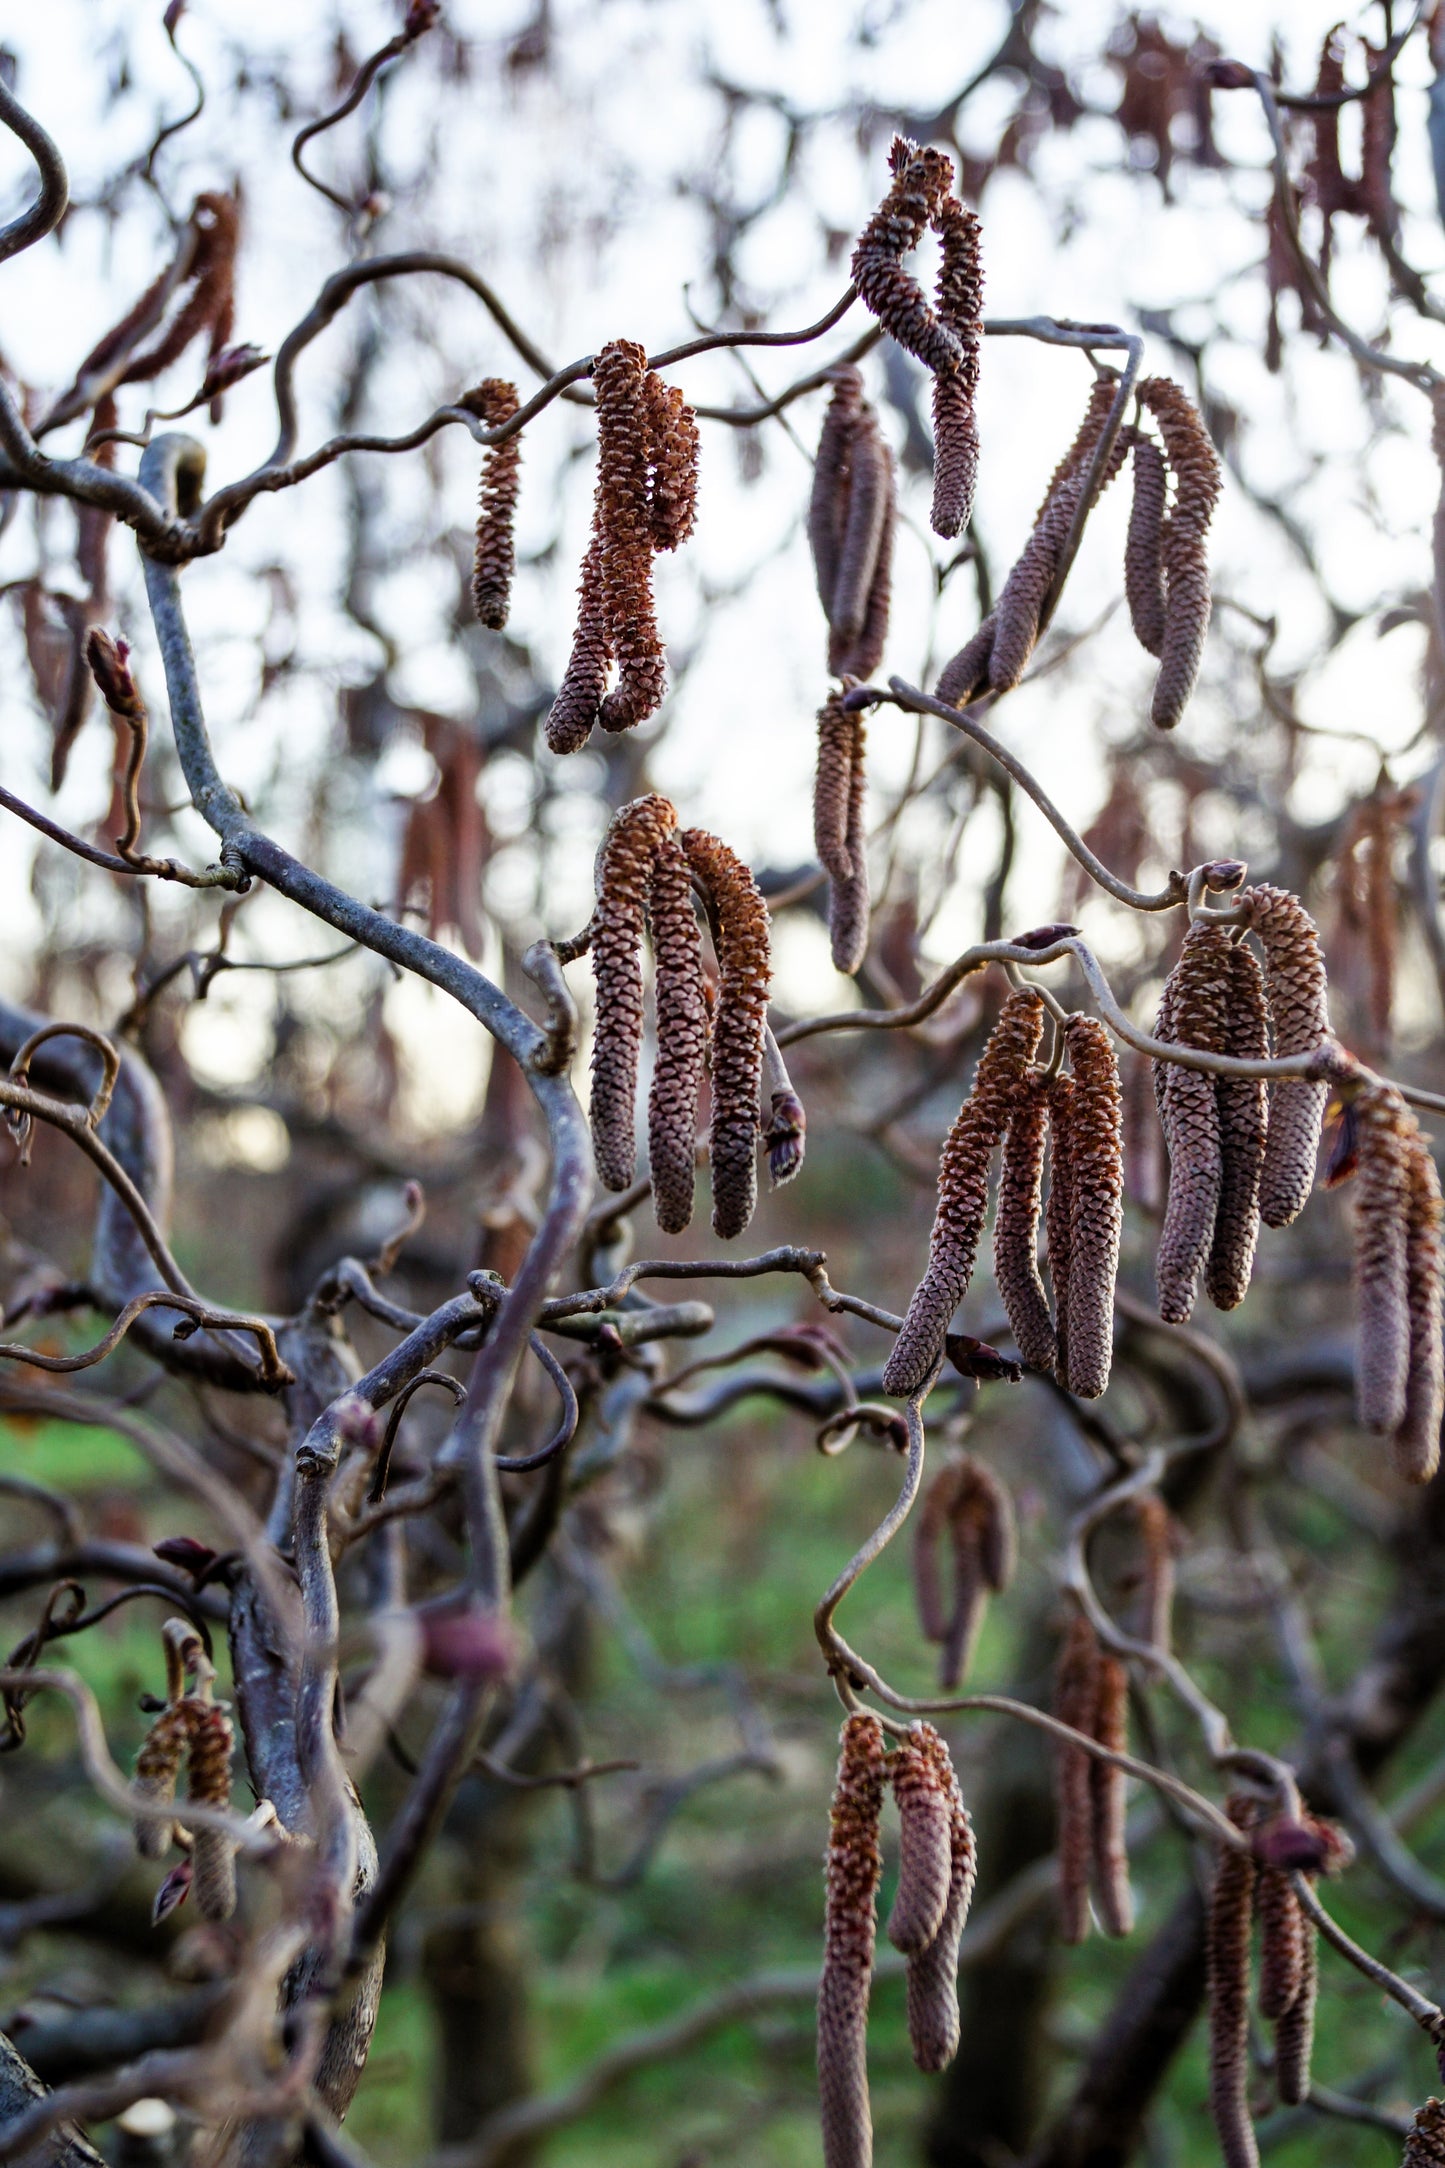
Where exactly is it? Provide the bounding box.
[887,1729,954,1954]
[993,1074,1057,1374]
[547,538,611,753]
[1256,1865,1305,2024]
[885,989,1046,1396]
[829,711,871,975]
[1133,1492,1176,1654]
[1124,430,1168,657]
[646,828,708,1235]
[1272,1906,1317,2107]
[1397,1134,1445,1484]
[913,1463,964,1646]
[1063,1015,1124,1399]
[815,691,858,881]
[1402,2098,1445,2166]
[1046,1072,1078,1389]
[1154,919,1233,1323]
[643,372,700,553]
[1137,376,1222,730]
[1206,939,1270,1312]
[1354,1082,1413,1435]
[841,448,896,681]
[934,614,995,709]
[1090,1654,1133,1938]
[941,1456,1016,1689]
[929,195,983,540]
[1246,884,1332,1226]
[469,379,522,629]
[1053,1611,1101,1946]
[682,829,772,1239]
[185,1700,237,1923]
[810,368,865,617]
[829,413,889,651]
[593,338,667,734]
[818,1712,887,2168]
[1207,1796,1260,2168]
[903,1728,976,2073]
[132,1701,192,1859]
[591,795,676,1191]
[850,138,963,374]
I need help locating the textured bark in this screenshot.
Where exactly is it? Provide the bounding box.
[885,989,1046,1394]
[818,1713,887,2168]
[0,2032,107,2168]
[1245,884,1332,1227]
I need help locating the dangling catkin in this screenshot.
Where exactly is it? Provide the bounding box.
[1272,1901,1317,2107]
[1403,2098,1445,2166]
[829,413,890,656]
[132,1701,192,1859]
[1154,919,1233,1323]
[1046,1071,1078,1389]
[815,691,857,882]
[468,379,522,630]
[186,1699,237,1923]
[885,988,1046,1395]
[1133,1492,1176,1654]
[887,1727,954,1955]
[1353,1081,1413,1436]
[593,338,667,733]
[646,828,708,1234]
[1398,1134,1445,1484]
[591,796,676,1191]
[912,1462,964,1648]
[682,829,772,1239]
[1137,377,1222,730]
[993,1073,1057,1374]
[903,1728,976,2073]
[1256,1861,1304,2024]
[850,138,962,373]
[643,372,700,553]
[546,539,611,753]
[1062,1015,1123,1398]
[829,711,872,975]
[1206,939,1270,1312]
[940,1456,1015,1689]
[810,368,865,618]
[1090,1653,1133,1937]
[1207,1797,1260,2168]
[818,1712,887,2168]
[843,451,896,681]
[1053,1611,1101,1945]
[1245,884,1332,1226]
[1124,429,1168,658]
[930,194,983,540]
[934,613,996,709]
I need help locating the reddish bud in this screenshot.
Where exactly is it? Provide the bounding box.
[945,1333,1024,1383]
[1014,923,1080,951]
[152,1536,219,1579]
[153,1857,192,1923]
[420,1605,518,1681]
[1252,1815,1352,1876]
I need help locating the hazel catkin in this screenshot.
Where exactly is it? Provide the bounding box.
[850,138,962,374]
[1052,1611,1100,1947]
[132,1701,192,1860]
[993,1074,1056,1375]
[818,1712,887,2168]
[467,378,522,629]
[1353,1081,1413,1437]
[887,1727,953,1955]
[930,194,983,540]
[681,828,772,1239]
[590,795,676,1191]
[1062,1014,1123,1398]
[1205,938,1270,1313]
[1136,376,1222,730]
[185,1699,237,1923]
[1089,1653,1134,1938]
[1398,1133,1445,1484]
[1124,429,1168,658]
[903,1727,976,2074]
[1206,1797,1260,2168]
[1245,884,1332,1227]
[646,827,708,1235]
[1154,918,1233,1323]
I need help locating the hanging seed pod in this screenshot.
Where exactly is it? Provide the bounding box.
[1402,2098,1445,2166]
[850,138,963,373]
[1206,939,1270,1312]
[1256,1862,1305,2024]
[467,379,522,630]
[829,414,890,656]
[1136,377,1222,730]
[887,1727,954,1955]
[829,711,872,976]
[1207,1797,1259,2168]
[185,1700,237,1923]
[1132,1492,1176,1654]
[1052,1610,1101,1946]
[643,372,700,553]
[841,452,896,682]
[1062,1014,1123,1398]
[1272,1905,1317,2108]
[1090,1653,1133,1937]
[940,1456,1016,1690]
[546,539,612,754]
[591,795,676,1191]
[682,829,772,1239]
[930,195,983,540]
[815,691,858,883]
[1398,1135,1445,1484]
[885,989,1046,1396]
[811,369,865,617]
[818,1712,887,2168]
[993,1074,1057,1374]
[593,338,667,734]
[903,1729,976,2074]
[646,828,708,1235]
[1154,918,1233,1323]
[1245,885,1332,1226]
[1045,1072,1077,1389]
[1124,429,1168,658]
[132,1701,193,1860]
[1353,1081,1413,1436]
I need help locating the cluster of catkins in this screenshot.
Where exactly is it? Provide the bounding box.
[547,339,700,753]
[1206,1797,1349,2168]
[131,1625,237,1925]
[587,793,786,1238]
[936,370,1220,732]
[817,1713,976,2168]
[884,988,1124,1401]
[912,1455,1016,1688]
